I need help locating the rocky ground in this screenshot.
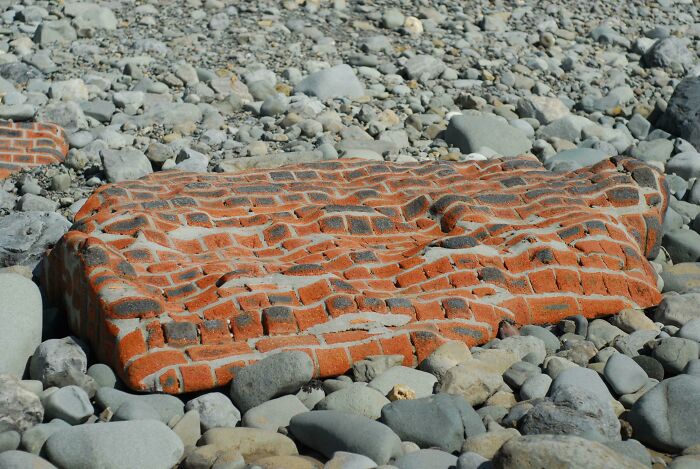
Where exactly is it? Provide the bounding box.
[1,0,700,468]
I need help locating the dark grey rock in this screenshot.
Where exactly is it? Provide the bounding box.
[519,385,621,442]
[380,393,485,453]
[658,77,700,151]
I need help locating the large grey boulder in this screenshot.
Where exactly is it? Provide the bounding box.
[230,351,314,412]
[295,65,365,100]
[380,393,485,453]
[45,420,184,469]
[628,375,700,452]
[0,212,71,269]
[444,113,532,157]
[289,410,402,465]
[0,274,42,377]
[655,293,700,326]
[493,434,647,469]
[0,374,43,432]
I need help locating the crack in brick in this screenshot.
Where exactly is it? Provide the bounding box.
[44,155,667,393]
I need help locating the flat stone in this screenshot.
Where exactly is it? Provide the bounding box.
[289,410,401,465]
[0,451,56,469]
[242,395,308,431]
[44,156,666,394]
[661,263,700,293]
[445,113,532,157]
[185,392,240,431]
[94,387,183,424]
[663,229,700,263]
[230,351,314,413]
[45,420,183,469]
[439,359,505,406]
[544,148,610,171]
[493,434,648,468]
[628,375,700,452]
[0,274,42,378]
[199,427,298,460]
[461,428,521,459]
[323,451,376,469]
[316,384,389,420]
[112,399,161,422]
[393,449,458,469]
[368,366,437,399]
[295,65,365,100]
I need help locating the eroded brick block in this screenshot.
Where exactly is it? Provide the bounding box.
[45,155,668,393]
[0,121,68,179]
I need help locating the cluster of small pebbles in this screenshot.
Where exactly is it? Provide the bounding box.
[1,0,700,468]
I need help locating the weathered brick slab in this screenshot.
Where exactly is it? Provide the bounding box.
[45,156,667,393]
[0,121,68,179]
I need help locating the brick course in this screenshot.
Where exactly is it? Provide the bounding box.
[44,155,667,393]
[0,121,68,179]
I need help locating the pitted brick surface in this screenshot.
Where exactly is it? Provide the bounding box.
[45,155,667,393]
[0,121,68,179]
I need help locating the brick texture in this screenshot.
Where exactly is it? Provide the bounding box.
[44,155,667,393]
[0,121,68,179]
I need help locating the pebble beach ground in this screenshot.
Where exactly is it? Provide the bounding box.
[1,0,700,468]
